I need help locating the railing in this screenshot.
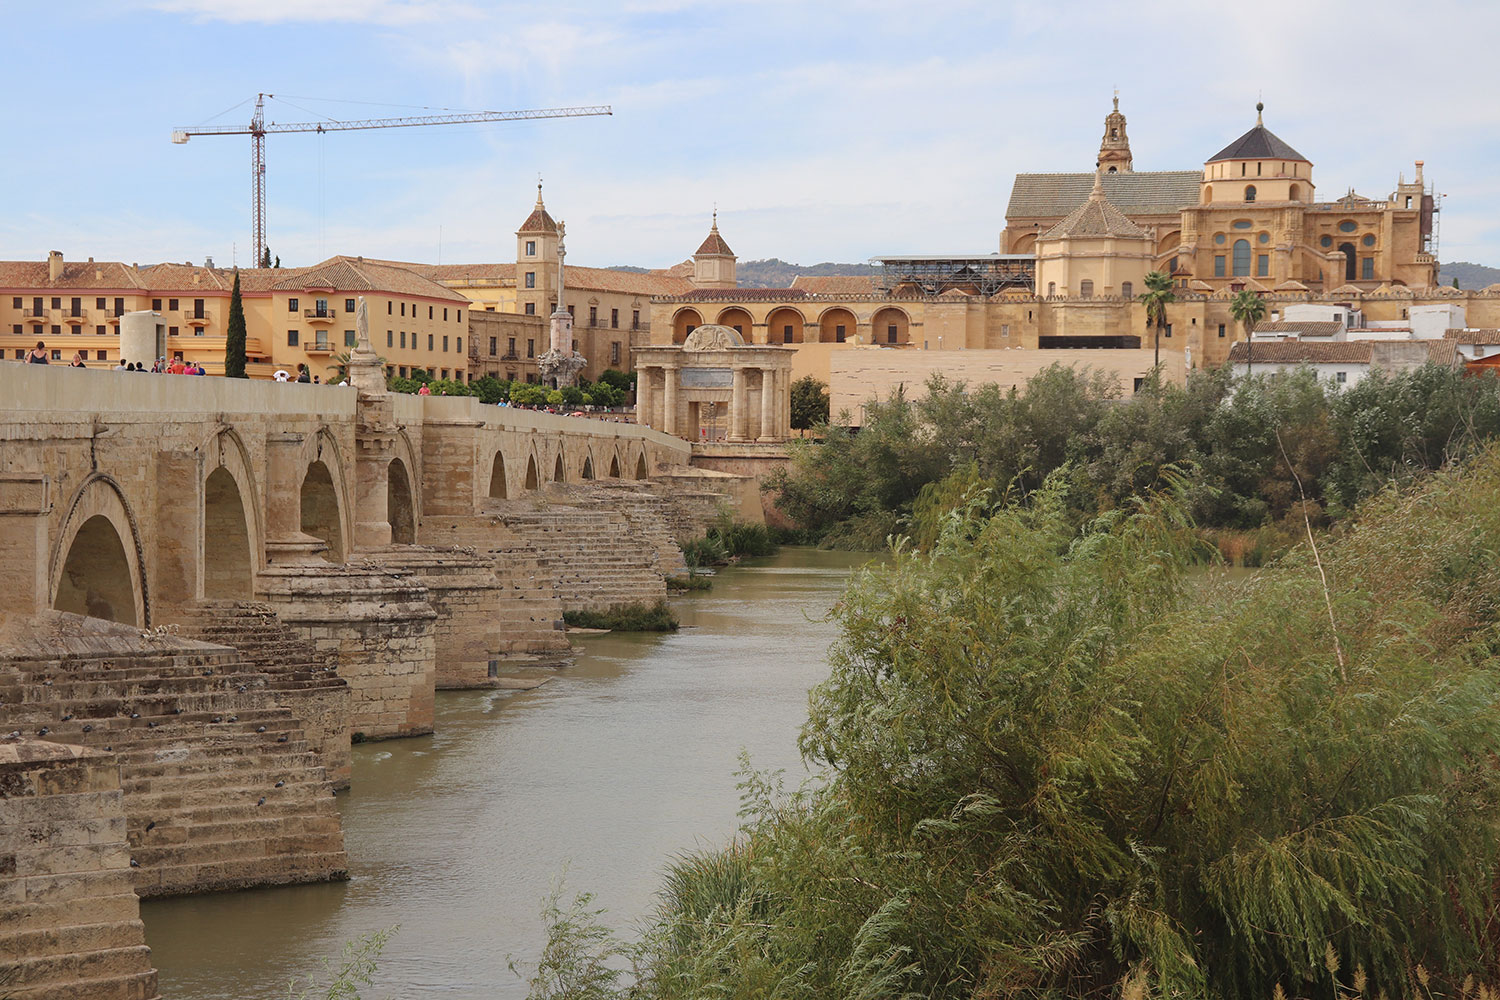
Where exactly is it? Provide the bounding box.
[498,351,521,361]
[61,310,88,322]
[304,339,333,353]
[303,307,338,321]
[101,308,123,319]
[21,309,47,320]
[587,317,622,329]
[183,310,209,325]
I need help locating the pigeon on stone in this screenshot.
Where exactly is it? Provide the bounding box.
[147,721,157,728]
[37,727,48,736]
[145,821,155,832]
[275,781,285,788]
[130,712,140,719]
[228,716,237,723]
[211,716,222,724]
[277,734,289,743]
[83,725,93,733]
[129,859,140,868]
[61,714,73,722]
[257,726,266,733]
[257,797,266,806]
[238,685,247,693]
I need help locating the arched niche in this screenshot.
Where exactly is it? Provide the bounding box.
[581,456,595,480]
[553,453,566,483]
[388,457,417,545]
[301,461,344,562]
[609,453,621,479]
[204,466,253,599]
[525,455,540,491]
[635,453,649,480]
[488,452,508,500]
[51,476,145,627]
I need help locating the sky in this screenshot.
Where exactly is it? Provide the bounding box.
[3,0,1499,272]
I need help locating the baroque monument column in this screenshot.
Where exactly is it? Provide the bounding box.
[662,365,678,436]
[758,367,776,442]
[729,368,748,441]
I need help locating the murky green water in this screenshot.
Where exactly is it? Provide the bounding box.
[141,548,868,999]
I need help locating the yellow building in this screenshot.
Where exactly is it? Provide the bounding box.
[0,252,471,380]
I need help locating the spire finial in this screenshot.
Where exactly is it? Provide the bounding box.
[536,175,545,206]
[1112,86,1119,112]
[712,202,718,230]
[1256,98,1264,127]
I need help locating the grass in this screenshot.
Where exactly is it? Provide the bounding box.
[666,574,713,592]
[563,600,679,632]
[681,518,779,569]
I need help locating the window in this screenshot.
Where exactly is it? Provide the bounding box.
[70,297,81,316]
[344,330,356,347]
[611,308,619,329]
[508,337,516,355]
[489,337,497,355]
[96,297,106,309]
[1339,220,1358,233]
[400,331,407,348]
[1218,323,1226,338]
[10,297,18,309]
[400,303,406,317]
[525,272,535,289]
[1079,279,1094,298]
[345,298,356,313]
[782,325,792,341]
[1214,233,1226,245]
[1405,196,1413,209]
[388,302,393,314]
[1164,323,1173,339]
[387,330,394,347]
[1362,234,1376,247]
[526,240,536,256]
[443,335,449,352]
[1232,220,1252,230]
[1047,281,1056,296]
[611,342,621,365]
[525,303,535,315]
[288,330,299,346]
[441,369,449,380]
[96,351,107,361]
[1336,371,1347,384]
[567,305,574,317]
[457,310,461,322]
[444,308,449,321]
[152,298,162,311]
[1321,235,1333,248]
[399,366,407,378]
[11,350,20,359]
[589,306,598,325]
[456,337,461,353]
[168,298,179,311]
[1257,254,1269,277]
[428,306,434,320]
[888,324,898,344]
[114,297,123,316]
[1232,239,1251,276]
[428,334,434,351]
[632,309,640,329]
[288,298,298,312]
[1215,256,1226,277]
[527,339,535,358]
[1258,231,1270,244]
[168,326,179,337]
[51,350,61,360]
[1120,281,1133,300]
[51,325,59,336]
[51,297,60,309]
[11,325,19,334]
[1362,257,1374,280]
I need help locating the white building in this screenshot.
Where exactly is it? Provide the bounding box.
[1226,339,1459,390]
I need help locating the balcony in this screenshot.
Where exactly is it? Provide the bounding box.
[21,309,47,323]
[61,310,88,325]
[303,307,338,324]
[498,351,521,362]
[184,311,209,328]
[304,338,334,354]
[101,308,123,321]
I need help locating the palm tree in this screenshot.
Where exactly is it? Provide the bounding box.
[1230,288,1268,376]
[1138,270,1175,368]
[326,350,386,382]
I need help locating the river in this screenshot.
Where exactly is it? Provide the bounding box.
[141,547,868,1000]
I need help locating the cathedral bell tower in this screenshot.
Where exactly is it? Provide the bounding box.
[1098,93,1133,174]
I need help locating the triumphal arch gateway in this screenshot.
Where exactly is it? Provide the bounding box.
[634,325,795,442]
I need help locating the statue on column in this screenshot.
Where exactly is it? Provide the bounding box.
[537,219,587,389]
[348,296,387,395]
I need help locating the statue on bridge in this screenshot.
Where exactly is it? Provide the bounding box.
[536,220,587,389]
[348,297,387,395]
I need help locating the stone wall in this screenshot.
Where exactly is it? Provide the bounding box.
[0,737,160,1000]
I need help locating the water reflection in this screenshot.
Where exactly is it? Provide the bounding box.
[143,547,868,1000]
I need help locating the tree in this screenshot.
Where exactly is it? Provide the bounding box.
[224,270,248,378]
[1230,287,1268,375]
[259,246,271,269]
[789,376,830,430]
[1453,277,1461,289]
[1138,270,1176,369]
[325,349,385,382]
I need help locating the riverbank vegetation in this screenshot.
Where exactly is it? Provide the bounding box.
[523,448,1500,999]
[680,517,778,570]
[768,363,1500,558]
[562,600,678,632]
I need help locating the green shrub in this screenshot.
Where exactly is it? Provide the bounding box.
[562,600,678,632]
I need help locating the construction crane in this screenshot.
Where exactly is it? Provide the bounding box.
[172,94,612,267]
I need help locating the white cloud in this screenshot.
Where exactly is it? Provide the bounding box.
[144,0,472,25]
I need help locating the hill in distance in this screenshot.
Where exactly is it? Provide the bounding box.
[1439,262,1500,290]
[606,258,878,289]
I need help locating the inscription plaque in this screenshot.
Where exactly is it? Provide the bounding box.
[679,367,733,389]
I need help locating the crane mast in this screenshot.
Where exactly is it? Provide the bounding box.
[173,94,612,267]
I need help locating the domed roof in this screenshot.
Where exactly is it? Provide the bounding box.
[1040,170,1147,240]
[1207,104,1309,164]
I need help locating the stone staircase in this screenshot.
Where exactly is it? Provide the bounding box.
[162,600,352,788]
[0,612,348,899]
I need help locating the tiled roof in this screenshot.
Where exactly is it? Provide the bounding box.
[695,225,734,256]
[1447,329,1500,345]
[272,257,468,301]
[0,259,149,290]
[1006,171,1201,220]
[517,187,559,235]
[1041,185,1148,240]
[791,275,877,294]
[562,265,695,297]
[1254,321,1344,337]
[1422,340,1460,366]
[381,261,513,283]
[1207,122,1308,164]
[1228,341,1371,363]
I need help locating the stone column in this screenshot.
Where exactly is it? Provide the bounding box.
[0,474,51,616]
[264,432,325,564]
[759,367,776,442]
[662,365,678,436]
[635,365,652,431]
[729,368,748,441]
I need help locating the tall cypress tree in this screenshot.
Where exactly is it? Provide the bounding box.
[224,270,248,378]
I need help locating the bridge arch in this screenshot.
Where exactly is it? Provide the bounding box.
[608,450,621,479]
[51,475,147,627]
[388,457,417,545]
[635,452,649,480]
[581,454,595,481]
[525,453,540,491]
[202,427,262,601]
[553,451,566,483]
[487,451,508,500]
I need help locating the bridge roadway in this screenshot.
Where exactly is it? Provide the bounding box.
[0,364,692,737]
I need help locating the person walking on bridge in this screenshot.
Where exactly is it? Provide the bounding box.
[68,352,86,368]
[26,341,48,364]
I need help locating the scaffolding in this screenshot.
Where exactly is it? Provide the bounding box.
[871,254,1035,296]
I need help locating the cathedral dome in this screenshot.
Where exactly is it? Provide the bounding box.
[1206,103,1309,164]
